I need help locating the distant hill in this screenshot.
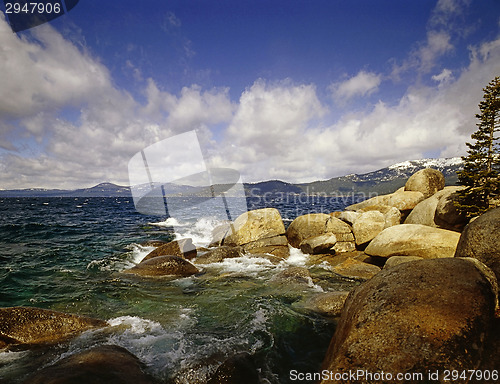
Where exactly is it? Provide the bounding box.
[0,157,463,198]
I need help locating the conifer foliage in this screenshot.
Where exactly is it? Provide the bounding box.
[456,76,500,218]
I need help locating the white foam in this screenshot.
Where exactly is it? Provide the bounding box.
[286,247,309,266]
[149,217,188,227]
[86,243,154,272]
[174,216,225,247]
[204,255,275,276]
[108,316,164,334]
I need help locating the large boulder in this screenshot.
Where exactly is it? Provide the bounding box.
[455,207,500,287]
[357,205,401,228]
[320,258,498,383]
[404,186,466,231]
[404,168,445,198]
[365,224,460,259]
[301,291,350,317]
[383,255,423,269]
[223,208,285,246]
[346,189,424,212]
[352,211,385,245]
[0,307,107,349]
[23,345,157,384]
[123,255,200,277]
[142,238,196,261]
[286,213,330,248]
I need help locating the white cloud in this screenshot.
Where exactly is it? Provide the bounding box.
[330,71,382,102]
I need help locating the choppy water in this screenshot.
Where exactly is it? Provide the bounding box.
[0,195,360,383]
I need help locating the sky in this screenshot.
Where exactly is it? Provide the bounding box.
[0,0,500,189]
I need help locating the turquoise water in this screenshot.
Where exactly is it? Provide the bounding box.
[0,196,359,383]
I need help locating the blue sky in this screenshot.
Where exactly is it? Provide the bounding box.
[0,0,499,189]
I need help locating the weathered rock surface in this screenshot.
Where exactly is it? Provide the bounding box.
[325,216,353,235]
[142,238,196,261]
[404,187,466,230]
[320,258,498,383]
[242,235,290,258]
[357,205,401,228]
[207,352,260,384]
[346,189,424,212]
[123,255,200,277]
[332,258,381,281]
[337,210,360,226]
[365,224,460,259]
[0,307,106,349]
[286,213,330,248]
[455,207,500,287]
[23,345,157,384]
[223,208,285,246]
[352,211,385,245]
[299,233,337,254]
[194,246,243,264]
[383,255,424,269]
[404,168,445,198]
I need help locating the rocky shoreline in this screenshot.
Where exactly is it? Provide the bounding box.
[1,167,499,383]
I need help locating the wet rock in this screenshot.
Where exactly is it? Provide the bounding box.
[404,168,445,198]
[23,345,157,384]
[142,238,197,261]
[320,258,498,383]
[303,291,350,317]
[123,255,200,277]
[299,233,337,254]
[194,246,243,264]
[332,258,381,281]
[286,213,330,248]
[223,208,285,246]
[0,307,106,349]
[383,255,423,269]
[207,352,260,384]
[352,211,385,246]
[270,266,312,285]
[455,207,500,289]
[242,235,290,258]
[365,224,460,259]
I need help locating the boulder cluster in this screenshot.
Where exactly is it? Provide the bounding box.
[2,167,499,383]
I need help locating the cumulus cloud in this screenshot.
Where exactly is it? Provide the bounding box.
[330,71,382,102]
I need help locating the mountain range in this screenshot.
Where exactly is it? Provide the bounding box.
[0,157,463,198]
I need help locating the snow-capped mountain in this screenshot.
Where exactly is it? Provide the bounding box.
[0,158,464,197]
[296,157,463,195]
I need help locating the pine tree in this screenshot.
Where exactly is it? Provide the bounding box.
[455,76,500,218]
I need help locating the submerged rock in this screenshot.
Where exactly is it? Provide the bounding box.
[302,291,350,317]
[320,258,498,383]
[123,255,200,277]
[207,352,260,384]
[23,345,157,384]
[0,307,106,349]
[365,224,460,259]
[142,238,196,261]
